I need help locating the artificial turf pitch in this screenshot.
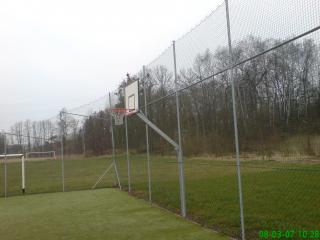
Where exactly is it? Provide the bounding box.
[0,188,228,240]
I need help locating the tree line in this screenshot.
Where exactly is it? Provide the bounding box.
[122,36,320,156]
[3,36,320,157]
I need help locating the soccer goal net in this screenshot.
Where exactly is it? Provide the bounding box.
[26,151,56,161]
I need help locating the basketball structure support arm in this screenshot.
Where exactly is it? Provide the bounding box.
[136,112,179,150]
[136,112,186,217]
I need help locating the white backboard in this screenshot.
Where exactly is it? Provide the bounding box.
[125,80,139,113]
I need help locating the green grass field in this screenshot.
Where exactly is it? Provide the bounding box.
[0,188,228,240]
[1,154,319,239]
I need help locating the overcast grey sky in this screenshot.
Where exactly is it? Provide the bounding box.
[0,0,223,130]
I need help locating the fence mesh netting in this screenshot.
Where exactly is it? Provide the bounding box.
[1,0,320,239]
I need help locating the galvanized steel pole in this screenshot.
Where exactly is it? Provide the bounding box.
[109,93,122,190]
[143,66,152,203]
[172,41,186,218]
[125,115,131,192]
[225,0,246,239]
[4,132,7,198]
[60,112,65,192]
[82,125,86,156]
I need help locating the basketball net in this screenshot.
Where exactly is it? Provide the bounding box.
[111,109,128,125]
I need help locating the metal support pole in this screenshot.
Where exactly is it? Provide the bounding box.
[60,112,65,192]
[4,133,7,198]
[109,93,122,190]
[172,41,186,218]
[125,115,131,192]
[143,65,152,203]
[136,113,179,150]
[91,163,114,189]
[82,126,86,156]
[225,0,245,239]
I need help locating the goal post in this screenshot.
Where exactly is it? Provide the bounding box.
[0,154,25,195]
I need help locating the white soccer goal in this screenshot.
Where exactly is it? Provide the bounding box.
[26,151,56,161]
[0,154,25,194]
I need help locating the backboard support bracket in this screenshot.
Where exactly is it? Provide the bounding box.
[136,112,179,151]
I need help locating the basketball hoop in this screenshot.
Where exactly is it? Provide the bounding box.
[110,108,129,125]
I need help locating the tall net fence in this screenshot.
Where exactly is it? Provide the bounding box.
[1,0,320,239]
[125,0,320,239]
[62,95,119,192]
[0,94,121,197]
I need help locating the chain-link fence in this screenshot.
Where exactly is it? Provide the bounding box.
[1,0,320,239]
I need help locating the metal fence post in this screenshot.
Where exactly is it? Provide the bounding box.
[82,125,86,156]
[60,112,65,192]
[172,41,187,218]
[143,65,152,203]
[125,115,131,192]
[109,93,122,190]
[225,0,246,239]
[4,132,7,198]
